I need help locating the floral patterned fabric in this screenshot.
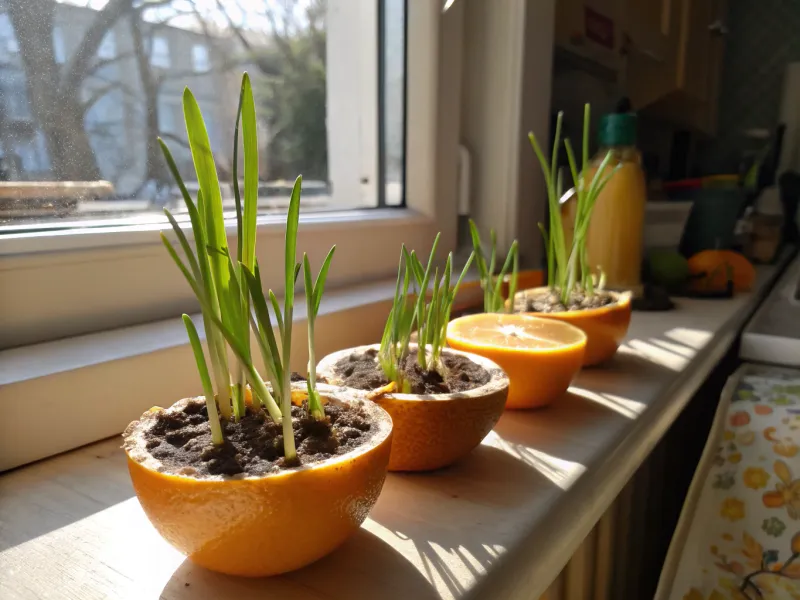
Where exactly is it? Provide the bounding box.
[657,365,800,600]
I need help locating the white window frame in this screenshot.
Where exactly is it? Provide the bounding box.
[0,0,557,471]
[0,0,452,470]
[0,1,445,351]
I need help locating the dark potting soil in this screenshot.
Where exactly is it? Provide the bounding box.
[523,289,617,313]
[332,347,490,395]
[142,399,374,478]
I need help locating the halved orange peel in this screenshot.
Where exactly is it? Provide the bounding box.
[317,344,509,471]
[123,384,392,577]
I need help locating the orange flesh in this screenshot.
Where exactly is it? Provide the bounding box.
[447,314,586,409]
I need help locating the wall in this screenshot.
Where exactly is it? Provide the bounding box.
[459,0,553,266]
[702,0,800,173]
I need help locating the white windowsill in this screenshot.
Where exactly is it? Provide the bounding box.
[0,276,399,386]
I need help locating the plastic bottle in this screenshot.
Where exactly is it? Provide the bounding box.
[579,112,647,293]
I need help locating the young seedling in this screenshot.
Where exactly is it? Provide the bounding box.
[303,247,336,419]
[468,220,519,313]
[159,73,334,462]
[378,234,473,391]
[377,246,417,393]
[528,104,616,305]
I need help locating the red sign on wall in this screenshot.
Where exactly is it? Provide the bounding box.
[585,7,614,49]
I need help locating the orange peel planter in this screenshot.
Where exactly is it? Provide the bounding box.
[317,344,509,472]
[123,385,393,577]
[446,313,586,409]
[514,287,631,366]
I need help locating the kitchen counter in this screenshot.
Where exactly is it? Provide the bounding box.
[0,262,789,600]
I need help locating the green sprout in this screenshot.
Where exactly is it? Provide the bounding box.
[303,247,336,419]
[528,104,616,305]
[468,219,519,313]
[159,73,334,462]
[378,234,473,392]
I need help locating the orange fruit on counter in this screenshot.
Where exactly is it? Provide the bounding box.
[687,250,755,293]
[446,313,586,409]
[124,390,393,577]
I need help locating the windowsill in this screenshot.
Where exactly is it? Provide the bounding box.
[0,277,400,387]
[0,260,789,600]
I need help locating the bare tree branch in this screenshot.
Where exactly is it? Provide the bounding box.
[62,0,134,94]
[62,0,175,94]
[81,81,124,114]
[86,51,135,77]
[213,0,281,76]
[159,132,191,150]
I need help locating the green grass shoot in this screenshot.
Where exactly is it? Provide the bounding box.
[378,234,473,390]
[468,220,519,313]
[159,73,334,461]
[528,104,617,305]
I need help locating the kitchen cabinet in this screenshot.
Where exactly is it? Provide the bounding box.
[626,0,727,135]
[555,0,727,135]
[555,0,625,73]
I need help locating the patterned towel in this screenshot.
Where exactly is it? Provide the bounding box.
[656,364,800,600]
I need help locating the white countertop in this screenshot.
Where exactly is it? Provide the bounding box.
[0,263,787,600]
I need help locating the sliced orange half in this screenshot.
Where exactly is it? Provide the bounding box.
[446,313,586,409]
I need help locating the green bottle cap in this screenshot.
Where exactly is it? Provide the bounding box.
[598,113,637,147]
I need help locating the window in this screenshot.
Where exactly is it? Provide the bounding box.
[1,0,553,470]
[0,0,448,351]
[191,43,209,72]
[98,31,115,60]
[0,70,31,121]
[150,36,170,68]
[0,13,17,55]
[157,94,180,135]
[52,26,65,64]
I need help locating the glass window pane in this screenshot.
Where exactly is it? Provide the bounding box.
[0,0,406,229]
[382,0,405,207]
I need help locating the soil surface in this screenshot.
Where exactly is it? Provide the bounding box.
[522,289,617,313]
[332,348,490,395]
[142,399,374,478]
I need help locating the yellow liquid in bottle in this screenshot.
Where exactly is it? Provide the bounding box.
[564,147,646,293]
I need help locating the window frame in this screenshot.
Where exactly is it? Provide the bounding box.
[0,0,449,350]
[0,0,557,471]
